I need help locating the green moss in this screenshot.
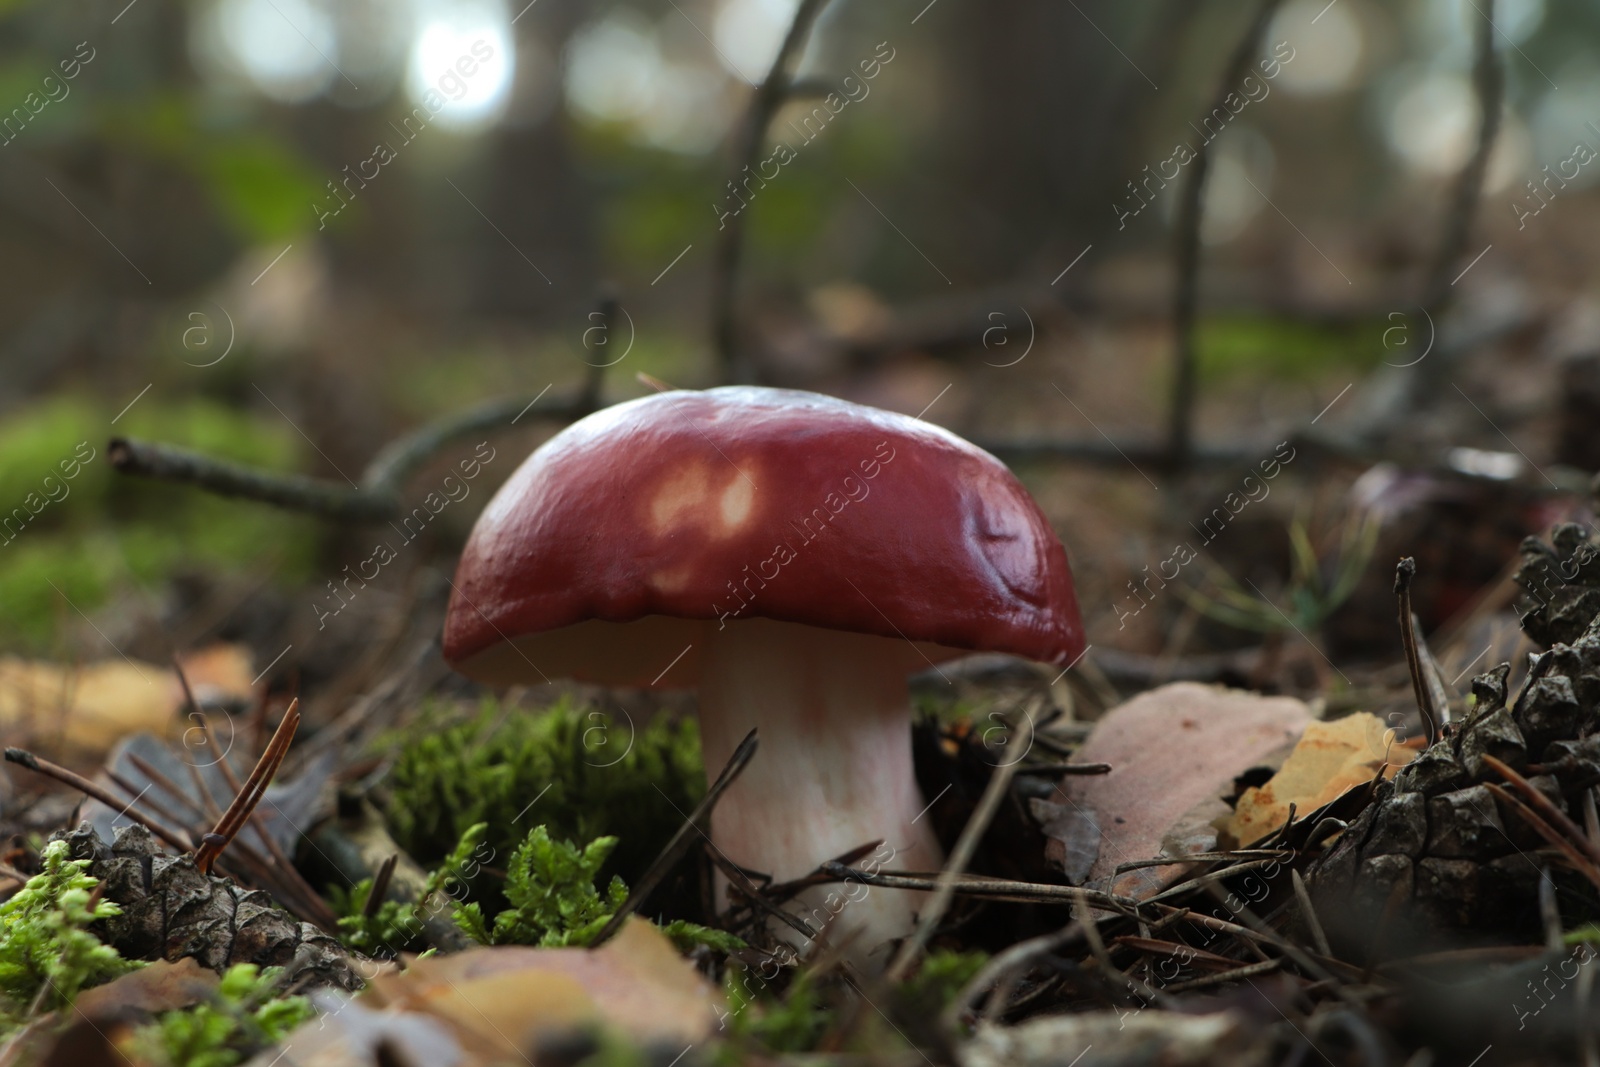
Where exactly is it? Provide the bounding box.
[456,825,628,948]
[0,396,320,650]
[130,964,314,1067]
[902,949,988,1012]
[336,821,739,957]
[333,823,491,956]
[0,839,140,1027]
[1195,314,1385,385]
[717,967,831,1057]
[384,699,704,901]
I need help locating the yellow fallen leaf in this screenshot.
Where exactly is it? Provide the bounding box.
[1228,711,1418,846]
[0,645,255,758]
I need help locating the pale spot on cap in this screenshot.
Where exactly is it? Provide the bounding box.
[649,566,693,594]
[720,477,754,530]
[650,465,713,534]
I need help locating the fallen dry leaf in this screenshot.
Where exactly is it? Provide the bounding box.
[960,1009,1275,1067]
[74,958,219,1020]
[1055,682,1312,898]
[363,917,722,1059]
[242,991,464,1067]
[0,644,254,758]
[1227,711,1419,846]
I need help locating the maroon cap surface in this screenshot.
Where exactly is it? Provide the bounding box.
[443,386,1083,684]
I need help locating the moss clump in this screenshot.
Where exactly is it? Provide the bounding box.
[456,825,629,948]
[334,820,740,956]
[385,699,704,901]
[130,963,314,1067]
[717,967,831,1057]
[332,824,491,957]
[0,839,140,1027]
[903,949,988,1012]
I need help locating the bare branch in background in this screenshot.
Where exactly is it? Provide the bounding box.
[1167,0,1288,472]
[110,292,620,519]
[710,0,834,386]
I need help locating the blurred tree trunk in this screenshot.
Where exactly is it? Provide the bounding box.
[471,0,597,320]
[933,0,1190,280]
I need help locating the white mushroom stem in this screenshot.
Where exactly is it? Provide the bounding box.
[696,618,945,962]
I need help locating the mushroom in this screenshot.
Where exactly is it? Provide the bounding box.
[441,386,1083,957]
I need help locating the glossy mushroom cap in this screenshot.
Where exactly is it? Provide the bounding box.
[442,386,1083,686]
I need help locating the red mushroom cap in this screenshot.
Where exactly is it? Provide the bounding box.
[443,386,1084,686]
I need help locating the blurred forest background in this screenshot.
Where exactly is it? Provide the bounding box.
[1,0,1596,707]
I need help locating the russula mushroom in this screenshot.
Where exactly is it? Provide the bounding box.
[442,386,1083,956]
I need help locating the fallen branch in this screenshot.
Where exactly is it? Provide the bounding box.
[110,376,603,521]
[3,747,193,854]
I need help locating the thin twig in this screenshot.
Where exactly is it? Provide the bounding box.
[884,706,1036,981]
[361,391,598,492]
[1162,957,1283,993]
[710,0,833,384]
[1110,935,1240,972]
[1395,557,1439,746]
[195,699,300,873]
[110,387,599,521]
[1075,886,1168,1011]
[1167,0,1288,469]
[1485,754,1600,866]
[943,922,1083,1029]
[1114,849,1291,874]
[107,438,399,522]
[365,854,399,920]
[3,748,192,853]
[589,728,760,947]
[1292,868,1332,958]
[818,863,1146,915]
[104,766,196,836]
[713,849,820,943]
[1197,878,1349,997]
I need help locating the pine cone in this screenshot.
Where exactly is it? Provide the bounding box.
[1516,521,1600,649]
[59,822,365,990]
[1307,529,1600,953]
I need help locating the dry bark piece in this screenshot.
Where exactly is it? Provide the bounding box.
[58,822,362,990]
[1228,712,1418,847]
[1056,682,1311,896]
